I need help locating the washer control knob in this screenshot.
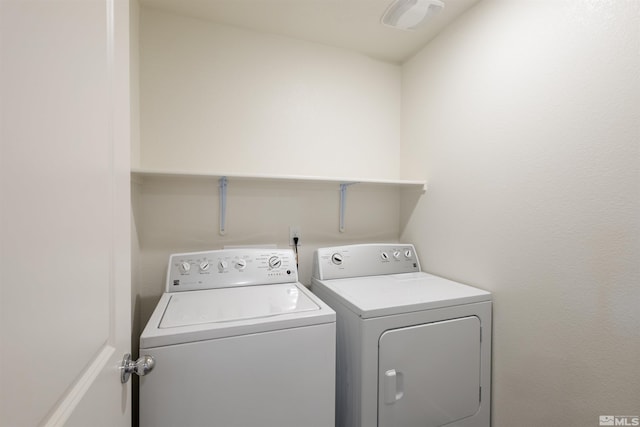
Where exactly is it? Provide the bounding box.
[380,252,389,261]
[268,256,282,269]
[404,249,413,259]
[235,259,247,270]
[393,250,401,260]
[331,253,343,265]
[179,262,191,273]
[218,260,228,272]
[199,261,210,272]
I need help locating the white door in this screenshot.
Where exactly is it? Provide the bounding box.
[0,1,131,426]
[378,317,481,427]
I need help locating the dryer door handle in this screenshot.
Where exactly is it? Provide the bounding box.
[383,369,404,404]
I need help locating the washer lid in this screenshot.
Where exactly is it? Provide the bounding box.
[314,272,491,319]
[160,283,319,328]
[140,282,335,349]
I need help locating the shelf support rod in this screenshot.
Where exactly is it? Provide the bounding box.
[339,182,357,233]
[219,176,228,235]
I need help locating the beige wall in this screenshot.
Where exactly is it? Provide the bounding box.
[139,7,401,180]
[133,4,406,376]
[401,0,640,426]
[132,176,405,337]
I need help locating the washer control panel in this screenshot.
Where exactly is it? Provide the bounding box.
[313,243,420,280]
[166,248,298,292]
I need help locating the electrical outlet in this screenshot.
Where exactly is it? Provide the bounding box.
[289,226,301,246]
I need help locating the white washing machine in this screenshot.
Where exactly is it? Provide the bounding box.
[139,248,336,427]
[311,243,492,427]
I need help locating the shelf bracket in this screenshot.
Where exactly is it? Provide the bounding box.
[339,182,357,233]
[219,176,228,235]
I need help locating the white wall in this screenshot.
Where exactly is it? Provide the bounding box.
[401,1,640,426]
[140,7,401,180]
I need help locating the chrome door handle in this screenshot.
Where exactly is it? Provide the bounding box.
[120,353,155,383]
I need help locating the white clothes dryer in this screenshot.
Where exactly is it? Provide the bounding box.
[311,243,491,427]
[140,248,336,427]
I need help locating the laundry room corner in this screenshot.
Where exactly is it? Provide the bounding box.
[127,0,640,426]
[127,9,418,423]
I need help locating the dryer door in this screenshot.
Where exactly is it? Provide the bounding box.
[378,316,481,427]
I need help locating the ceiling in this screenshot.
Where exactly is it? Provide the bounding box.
[139,0,482,63]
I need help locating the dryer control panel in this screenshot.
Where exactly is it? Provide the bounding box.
[166,248,298,292]
[313,243,420,280]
